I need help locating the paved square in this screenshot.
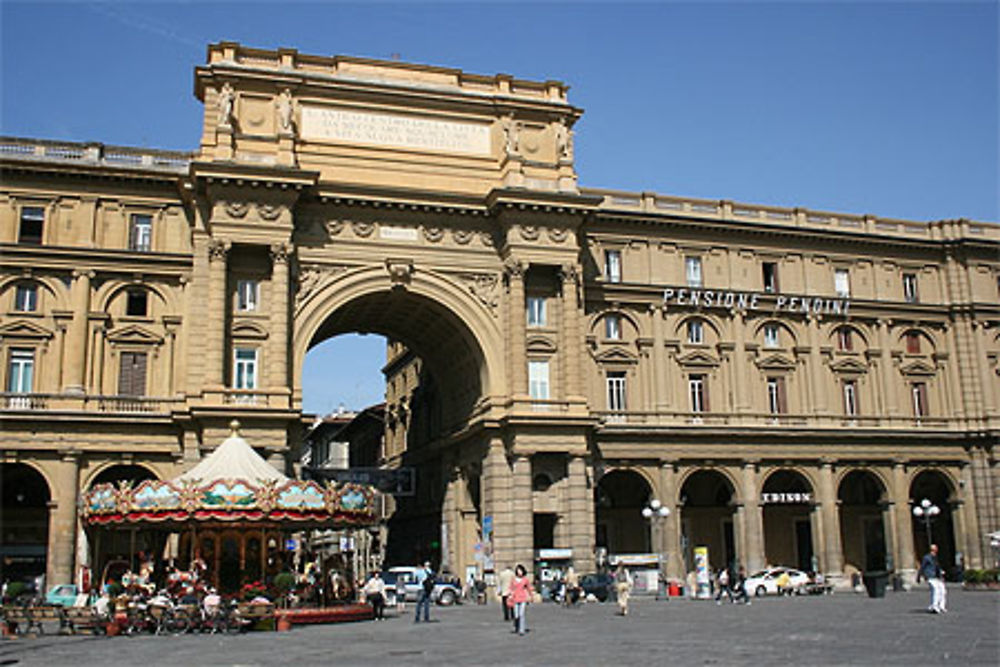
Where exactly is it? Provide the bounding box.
[2,588,997,666]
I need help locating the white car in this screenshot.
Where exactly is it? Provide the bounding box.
[744,567,809,597]
[386,566,461,605]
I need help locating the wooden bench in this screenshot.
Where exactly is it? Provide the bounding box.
[236,602,276,631]
[25,606,68,635]
[2,605,31,636]
[62,607,105,635]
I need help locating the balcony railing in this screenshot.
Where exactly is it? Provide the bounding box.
[0,136,193,173]
[0,393,182,415]
[594,410,956,430]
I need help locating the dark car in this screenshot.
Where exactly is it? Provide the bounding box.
[580,573,615,602]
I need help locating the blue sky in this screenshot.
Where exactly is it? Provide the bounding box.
[3,1,997,414]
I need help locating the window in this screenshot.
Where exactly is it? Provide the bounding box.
[834,268,850,297]
[126,289,148,317]
[763,324,779,348]
[905,332,921,354]
[18,207,44,245]
[767,377,787,415]
[687,319,704,345]
[604,250,622,283]
[526,297,546,327]
[237,280,259,312]
[7,349,34,393]
[117,351,148,397]
[903,273,919,303]
[911,382,928,418]
[689,374,708,413]
[837,327,854,352]
[686,256,702,287]
[528,360,550,400]
[842,380,858,416]
[605,314,621,340]
[14,284,37,312]
[606,371,626,412]
[129,214,152,252]
[233,348,258,389]
[762,262,779,293]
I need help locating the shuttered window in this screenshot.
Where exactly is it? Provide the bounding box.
[118,351,148,396]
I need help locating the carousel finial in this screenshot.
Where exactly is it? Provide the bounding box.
[229,419,241,436]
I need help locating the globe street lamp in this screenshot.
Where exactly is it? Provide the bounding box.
[642,499,671,590]
[912,498,941,546]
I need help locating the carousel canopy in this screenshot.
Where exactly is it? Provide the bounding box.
[81,421,378,529]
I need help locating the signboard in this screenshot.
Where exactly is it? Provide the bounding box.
[285,538,298,551]
[304,466,415,496]
[339,536,355,552]
[761,492,812,504]
[535,548,573,560]
[662,287,850,317]
[694,546,711,599]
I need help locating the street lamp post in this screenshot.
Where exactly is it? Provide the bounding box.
[642,499,671,593]
[912,498,941,546]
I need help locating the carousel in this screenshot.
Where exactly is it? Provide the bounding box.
[81,421,379,595]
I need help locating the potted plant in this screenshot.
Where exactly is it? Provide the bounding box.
[273,572,296,609]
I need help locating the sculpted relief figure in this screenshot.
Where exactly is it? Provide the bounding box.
[503,116,520,157]
[217,83,235,128]
[276,88,294,135]
[556,118,574,161]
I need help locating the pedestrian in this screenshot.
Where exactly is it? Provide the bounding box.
[715,566,734,604]
[732,566,751,605]
[563,566,580,607]
[497,564,515,622]
[917,543,947,613]
[507,564,534,636]
[363,571,386,620]
[774,570,792,596]
[413,561,434,623]
[614,563,633,616]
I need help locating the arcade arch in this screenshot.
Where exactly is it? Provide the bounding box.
[761,469,816,571]
[679,469,736,571]
[595,469,652,554]
[0,463,51,586]
[838,470,888,573]
[910,470,957,576]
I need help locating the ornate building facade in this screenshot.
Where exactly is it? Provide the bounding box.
[1,43,997,590]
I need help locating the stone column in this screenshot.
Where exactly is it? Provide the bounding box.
[733,311,749,413]
[63,270,93,394]
[269,243,290,391]
[567,455,594,572]
[877,319,898,417]
[559,264,583,401]
[481,438,513,571]
[817,461,844,577]
[207,239,230,388]
[807,316,827,415]
[944,324,967,423]
[651,306,668,411]
[46,451,80,588]
[440,465,458,573]
[891,461,916,582]
[511,454,533,567]
[957,464,983,568]
[739,462,765,572]
[658,461,683,580]
[505,259,528,398]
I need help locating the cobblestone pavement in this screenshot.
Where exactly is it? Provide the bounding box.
[2,587,997,666]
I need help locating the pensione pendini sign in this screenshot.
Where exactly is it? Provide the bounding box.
[662,287,851,316]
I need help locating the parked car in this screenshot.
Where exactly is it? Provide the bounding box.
[386,566,461,605]
[745,567,810,597]
[579,573,615,602]
[45,584,90,607]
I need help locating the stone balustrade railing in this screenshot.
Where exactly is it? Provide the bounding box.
[0,136,193,173]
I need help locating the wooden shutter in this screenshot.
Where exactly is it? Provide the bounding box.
[118,351,147,396]
[777,377,787,414]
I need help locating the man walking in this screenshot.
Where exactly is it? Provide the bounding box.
[918,544,947,613]
[414,561,434,623]
[715,566,734,604]
[497,564,515,622]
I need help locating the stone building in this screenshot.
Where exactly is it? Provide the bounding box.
[1,42,997,591]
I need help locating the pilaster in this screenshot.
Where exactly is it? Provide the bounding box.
[890,461,916,583]
[207,238,230,388]
[739,461,765,572]
[511,454,533,567]
[505,259,527,398]
[46,451,80,588]
[63,270,92,394]
[269,242,291,391]
[566,455,594,572]
[817,461,844,577]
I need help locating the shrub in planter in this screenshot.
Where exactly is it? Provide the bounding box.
[963,569,981,584]
[5,581,28,601]
[273,572,296,608]
[983,569,1000,583]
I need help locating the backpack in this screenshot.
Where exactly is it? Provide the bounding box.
[422,571,436,595]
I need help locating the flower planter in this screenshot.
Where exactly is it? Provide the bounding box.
[962,582,1000,591]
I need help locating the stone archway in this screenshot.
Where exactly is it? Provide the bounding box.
[595,469,653,554]
[0,463,51,589]
[761,469,816,571]
[910,470,958,579]
[680,470,736,571]
[838,470,888,573]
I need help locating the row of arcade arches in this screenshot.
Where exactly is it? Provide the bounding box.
[595,467,958,576]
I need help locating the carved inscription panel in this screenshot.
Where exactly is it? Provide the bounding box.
[300,106,491,155]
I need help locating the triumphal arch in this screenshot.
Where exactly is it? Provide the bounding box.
[2,43,998,590]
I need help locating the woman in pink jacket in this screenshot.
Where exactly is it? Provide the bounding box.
[507,564,534,636]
